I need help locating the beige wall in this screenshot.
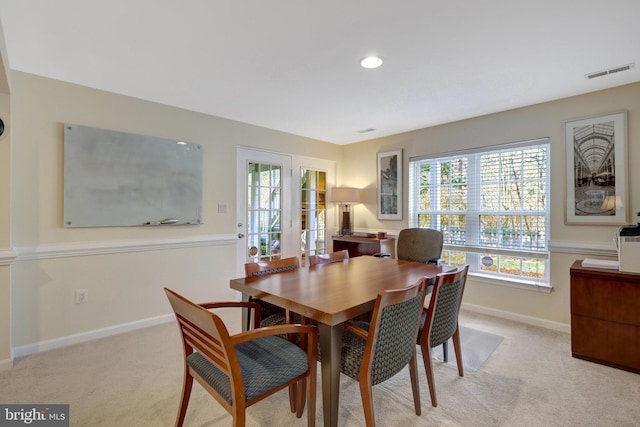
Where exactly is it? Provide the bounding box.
[0,90,10,364]
[5,69,639,359]
[0,18,12,366]
[341,82,640,327]
[8,72,341,354]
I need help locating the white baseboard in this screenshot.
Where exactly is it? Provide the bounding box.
[9,304,570,361]
[11,313,175,359]
[462,302,571,334]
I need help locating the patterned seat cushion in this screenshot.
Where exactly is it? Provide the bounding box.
[186,335,309,404]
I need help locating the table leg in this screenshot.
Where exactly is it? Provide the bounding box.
[239,293,250,332]
[318,323,343,427]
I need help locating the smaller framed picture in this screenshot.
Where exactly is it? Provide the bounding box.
[564,110,628,225]
[377,149,402,220]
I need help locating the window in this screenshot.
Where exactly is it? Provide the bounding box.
[408,138,550,288]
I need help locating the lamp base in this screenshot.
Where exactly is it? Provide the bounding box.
[340,211,352,235]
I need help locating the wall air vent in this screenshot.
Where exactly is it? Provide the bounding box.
[585,63,635,79]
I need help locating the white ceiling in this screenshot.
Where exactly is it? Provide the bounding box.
[0,1,639,145]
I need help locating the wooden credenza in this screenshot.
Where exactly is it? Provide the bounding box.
[570,260,640,374]
[332,235,395,258]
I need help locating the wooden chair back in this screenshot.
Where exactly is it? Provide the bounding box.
[164,288,318,426]
[340,278,429,426]
[308,250,349,266]
[244,256,300,277]
[418,264,469,407]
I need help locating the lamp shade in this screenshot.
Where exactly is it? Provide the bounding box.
[330,187,361,204]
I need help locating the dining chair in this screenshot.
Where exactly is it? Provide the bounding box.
[395,227,451,360]
[339,277,429,426]
[416,264,469,407]
[244,256,308,413]
[307,249,349,266]
[164,288,318,427]
[244,256,300,328]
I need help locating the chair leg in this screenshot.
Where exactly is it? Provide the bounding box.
[289,384,297,413]
[232,409,246,427]
[359,376,376,427]
[176,371,194,427]
[295,379,306,418]
[408,354,422,416]
[442,341,448,362]
[420,343,438,407]
[452,326,464,377]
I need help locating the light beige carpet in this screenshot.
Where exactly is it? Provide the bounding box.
[430,326,504,371]
[1,311,639,426]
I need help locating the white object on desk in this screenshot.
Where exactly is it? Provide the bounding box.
[581,258,619,270]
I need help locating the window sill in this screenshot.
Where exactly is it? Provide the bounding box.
[468,271,553,293]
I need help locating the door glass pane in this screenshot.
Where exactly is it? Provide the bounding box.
[301,169,327,263]
[247,162,283,262]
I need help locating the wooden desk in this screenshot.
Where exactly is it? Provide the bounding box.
[570,260,640,374]
[332,235,395,258]
[230,256,443,427]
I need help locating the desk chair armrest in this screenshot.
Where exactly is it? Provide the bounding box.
[344,321,369,340]
[232,324,318,345]
[200,301,260,310]
[199,301,262,329]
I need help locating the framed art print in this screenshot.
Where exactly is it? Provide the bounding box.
[377,149,402,220]
[564,110,627,225]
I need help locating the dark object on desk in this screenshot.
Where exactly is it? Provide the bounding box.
[332,235,395,258]
[164,288,318,426]
[340,278,429,425]
[618,211,640,236]
[373,252,391,258]
[570,260,640,374]
[417,264,469,407]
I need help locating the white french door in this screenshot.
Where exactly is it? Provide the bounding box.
[236,148,294,277]
[236,148,336,276]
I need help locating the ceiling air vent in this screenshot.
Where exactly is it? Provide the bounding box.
[357,128,375,134]
[585,63,635,79]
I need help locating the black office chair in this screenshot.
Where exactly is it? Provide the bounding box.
[396,228,444,265]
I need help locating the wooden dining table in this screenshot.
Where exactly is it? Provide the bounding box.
[230,255,446,427]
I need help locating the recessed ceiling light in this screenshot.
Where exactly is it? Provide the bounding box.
[361,56,383,69]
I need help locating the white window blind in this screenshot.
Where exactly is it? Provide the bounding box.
[408,138,550,286]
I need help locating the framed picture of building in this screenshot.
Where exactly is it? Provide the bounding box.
[377,149,402,220]
[564,111,628,225]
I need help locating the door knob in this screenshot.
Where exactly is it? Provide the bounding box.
[238,233,245,238]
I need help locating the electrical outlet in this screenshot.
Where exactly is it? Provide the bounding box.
[75,288,89,304]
